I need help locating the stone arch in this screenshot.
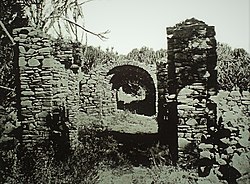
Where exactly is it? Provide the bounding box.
[80,60,157,116]
[94,59,157,86]
[107,64,156,116]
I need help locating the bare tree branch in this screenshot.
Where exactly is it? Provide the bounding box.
[78,0,95,6]
[62,17,110,40]
[0,85,15,91]
[23,0,108,42]
[0,20,15,45]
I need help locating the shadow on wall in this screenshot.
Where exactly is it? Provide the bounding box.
[108,65,156,116]
[46,106,70,160]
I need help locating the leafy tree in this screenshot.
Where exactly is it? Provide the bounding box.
[217,43,250,92]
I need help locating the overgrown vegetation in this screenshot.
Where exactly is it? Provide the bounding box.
[0,112,200,183]
[217,43,250,92]
[80,45,167,72]
[0,0,25,106]
[0,121,125,183]
[1,2,249,183]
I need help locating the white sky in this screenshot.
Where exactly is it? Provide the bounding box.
[83,0,250,54]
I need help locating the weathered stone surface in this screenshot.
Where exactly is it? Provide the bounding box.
[238,138,249,148]
[28,58,40,67]
[27,48,36,55]
[19,46,26,53]
[199,143,213,150]
[36,111,49,118]
[241,100,250,105]
[3,122,16,134]
[226,147,234,155]
[14,37,21,42]
[28,30,39,36]
[217,158,227,166]
[42,58,55,67]
[29,123,36,130]
[200,150,212,159]
[38,47,52,54]
[198,164,215,179]
[42,76,53,80]
[230,91,241,97]
[178,138,191,151]
[21,100,32,107]
[220,138,231,145]
[236,174,250,184]
[19,57,27,67]
[186,118,198,126]
[21,90,35,96]
[32,37,41,42]
[36,55,45,60]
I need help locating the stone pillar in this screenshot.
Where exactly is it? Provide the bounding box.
[13,27,81,150]
[13,27,54,147]
[158,18,217,162]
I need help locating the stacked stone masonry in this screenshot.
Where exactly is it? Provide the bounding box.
[13,26,158,149]
[79,71,117,116]
[157,18,218,161]
[79,61,157,116]
[198,90,250,180]
[12,19,249,178]
[13,27,81,147]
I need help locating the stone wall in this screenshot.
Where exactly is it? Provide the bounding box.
[215,90,250,117]
[13,27,80,148]
[12,26,158,149]
[11,19,249,177]
[79,68,116,116]
[157,18,218,162]
[198,90,250,181]
[9,18,249,181]
[79,60,157,116]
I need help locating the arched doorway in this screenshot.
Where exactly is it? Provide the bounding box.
[108,65,156,116]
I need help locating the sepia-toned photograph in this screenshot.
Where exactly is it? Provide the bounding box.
[0,0,249,183]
